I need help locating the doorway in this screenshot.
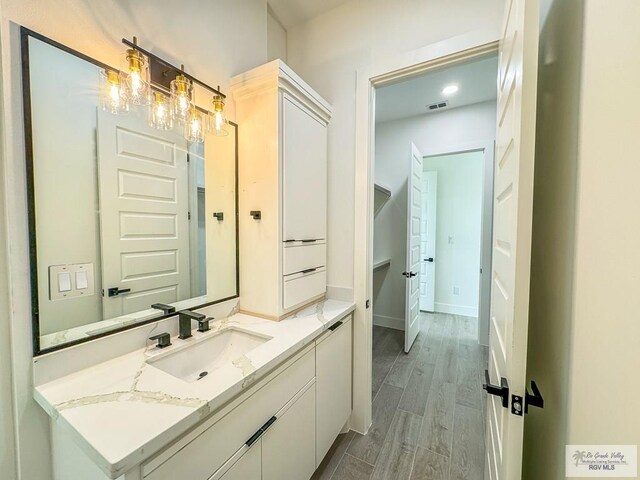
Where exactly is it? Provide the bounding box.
[351,51,499,477]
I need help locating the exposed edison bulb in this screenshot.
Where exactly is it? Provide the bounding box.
[100,70,129,115]
[124,49,150,105]
[149,91,172,130]
[171,74,194,124]
[209,94,228,137]
[185,107,204,143]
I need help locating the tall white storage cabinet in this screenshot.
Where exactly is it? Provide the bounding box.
[231,60,332,320]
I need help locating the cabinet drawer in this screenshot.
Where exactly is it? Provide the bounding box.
[144,348,315,480]
[283,242,326,276]
[283,268,326,310]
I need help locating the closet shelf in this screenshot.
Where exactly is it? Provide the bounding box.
[374,183,391,198]
[374,183,391,215]
[373,258,391,273]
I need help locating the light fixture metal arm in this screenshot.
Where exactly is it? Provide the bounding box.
[121,37,226,99]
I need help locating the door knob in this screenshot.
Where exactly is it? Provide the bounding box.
[482,369,509,408]
[424,257,434,262]
[402,271,417,278]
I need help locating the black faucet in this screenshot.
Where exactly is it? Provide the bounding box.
[151,303,176,315]
[178,310,207,339]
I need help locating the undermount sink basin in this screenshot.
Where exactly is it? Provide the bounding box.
[148,328,272,383]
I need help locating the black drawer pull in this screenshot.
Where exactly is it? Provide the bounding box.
[328,321,343,332]
[301,268,317,274]
[301,239,317,243]
[245,415,277,447]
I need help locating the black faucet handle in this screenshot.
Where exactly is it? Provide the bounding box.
[149,332,171,349]
[197,316,214,333]
[151,303,176,315]
[179,310,206,320]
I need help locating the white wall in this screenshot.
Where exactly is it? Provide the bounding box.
[29,38,103,334]
[287,0,505,292]
[0,1,269,479]
[0,39,18,478]
[267,6,287,62]
[423,151,483,316]
[525,1,640,477]
[373,101,496,327]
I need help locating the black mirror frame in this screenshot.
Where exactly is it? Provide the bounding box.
[21,26,239,356]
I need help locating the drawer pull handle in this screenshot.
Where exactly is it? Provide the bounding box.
[301,239,317,243]
[301,268,317,274]
[245,415,277,447]
[328,320,343,332]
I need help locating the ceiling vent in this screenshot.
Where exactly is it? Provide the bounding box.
[427,100,449,111]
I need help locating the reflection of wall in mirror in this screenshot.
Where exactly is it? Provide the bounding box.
[206,129,237,301]
[30,37,103,335]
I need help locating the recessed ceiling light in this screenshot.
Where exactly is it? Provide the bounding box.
[442,84,459,96]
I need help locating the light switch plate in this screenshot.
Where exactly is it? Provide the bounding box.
[49,263,95,300]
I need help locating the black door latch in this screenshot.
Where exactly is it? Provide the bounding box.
[402,271,417,278]
[483,369,509,408]
[108,287,131,297]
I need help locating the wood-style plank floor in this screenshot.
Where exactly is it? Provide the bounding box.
[312,312,488,480]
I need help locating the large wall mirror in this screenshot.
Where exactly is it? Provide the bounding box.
[22,29,239,354]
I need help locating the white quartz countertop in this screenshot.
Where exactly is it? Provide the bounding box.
[34,299,355,478]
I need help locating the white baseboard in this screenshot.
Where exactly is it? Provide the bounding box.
[326,285,354,302]
[373,314,404,331]
[434,302,478,317]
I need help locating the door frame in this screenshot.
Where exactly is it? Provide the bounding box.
[351,28,500,434]
[421,140,495,346]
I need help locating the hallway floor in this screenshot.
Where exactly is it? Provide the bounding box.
[312,312,488,480]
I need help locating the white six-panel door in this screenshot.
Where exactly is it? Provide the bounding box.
[485,0,539,477]
[404,142,423,352]
[97,110,191,319]
[419,171,437,312]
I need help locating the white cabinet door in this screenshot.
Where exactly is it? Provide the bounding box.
[262,384,316,480]
[315,316,352,465]
[282,95,327,242]
[218,443,261,480]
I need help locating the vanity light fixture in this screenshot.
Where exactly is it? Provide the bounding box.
[171,68,194,124]
[99,69,129,115]
[149,91,172,130]
[116,36,229,143]
[123,36,150,105]
[185,106,205,143]
[209,91,228,137]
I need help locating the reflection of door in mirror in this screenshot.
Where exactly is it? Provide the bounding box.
[97,110,191,319]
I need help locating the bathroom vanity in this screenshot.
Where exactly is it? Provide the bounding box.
[35,300,354,480]
[24,26,350,480]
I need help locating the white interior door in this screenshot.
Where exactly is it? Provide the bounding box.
[97,110,191,319]
[485,0,539,477]
[404,142,422,352]
[419,171,437,312]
